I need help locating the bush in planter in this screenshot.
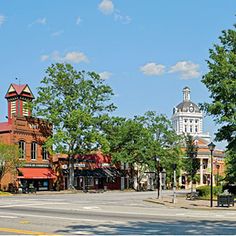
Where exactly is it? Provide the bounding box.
[223,184,236,195]
[196,185,222,198]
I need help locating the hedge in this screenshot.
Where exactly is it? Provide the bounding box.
[196,185,222,197]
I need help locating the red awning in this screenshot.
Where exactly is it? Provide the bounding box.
[18,168,56,179]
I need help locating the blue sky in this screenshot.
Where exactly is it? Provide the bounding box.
[0,0,235,149]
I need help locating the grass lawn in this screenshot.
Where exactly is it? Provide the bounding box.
[0,191,12,196]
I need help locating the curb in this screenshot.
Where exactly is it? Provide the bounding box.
[144,198,236,211]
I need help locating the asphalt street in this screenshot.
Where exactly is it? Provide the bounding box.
[0,190,236,235]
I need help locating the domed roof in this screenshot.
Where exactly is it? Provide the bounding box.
[176,101,201,113]
[173,87,201,114]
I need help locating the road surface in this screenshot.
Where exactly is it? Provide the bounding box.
[0,191,235,235]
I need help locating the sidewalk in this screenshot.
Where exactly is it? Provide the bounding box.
[145,195,236,210]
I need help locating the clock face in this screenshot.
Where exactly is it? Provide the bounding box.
[189,106,194,112]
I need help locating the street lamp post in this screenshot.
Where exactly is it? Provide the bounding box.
[172,163,177,204]
[155,156,160,199]
[208,141,216,208]
[190,144,198,195]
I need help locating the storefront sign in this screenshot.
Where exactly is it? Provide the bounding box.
[23,163,50,168]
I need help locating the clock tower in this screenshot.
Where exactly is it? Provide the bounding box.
[171,87,207,138]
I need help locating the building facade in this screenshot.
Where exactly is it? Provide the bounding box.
[0,83,55,192]
[53,152,122,191]
[171,87,224,188]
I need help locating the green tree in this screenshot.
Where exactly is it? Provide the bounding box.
[0,143,21,187]
[103,116,155,189]
[104,111,183,189]
[139,111,183,181]
[224,150,236,183]
[183,135,200,192]
[201,24,236,151]
[34,63,116,189]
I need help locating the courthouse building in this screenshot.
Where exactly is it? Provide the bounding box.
[0,83,55,191]
[171,87,224,188]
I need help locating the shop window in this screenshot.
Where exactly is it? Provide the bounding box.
[87,177,94,186]
[19,140,25,159]
[42,146,48,160]
[31,142,37,160]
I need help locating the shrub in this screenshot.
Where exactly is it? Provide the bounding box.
[223,184,236,195]
[196,185,222,197]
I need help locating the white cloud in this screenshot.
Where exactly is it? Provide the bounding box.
[51,30,64,37]
[114,10,131,24]
[140,62,165,76]
[169,61,200,79]
[64,51,89,63]
[99,71,112,80]
[98,0,114,15]
[29,17,47,27]
[41,51,89,64]
[36,17,47,25]
[0,15,5,26]
[40,55,49,62]
[98,1,131,24]
[76,17,82,25]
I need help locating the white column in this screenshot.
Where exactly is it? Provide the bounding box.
[200,158,203,185]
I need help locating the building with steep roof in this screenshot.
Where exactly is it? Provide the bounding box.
[0,83,55,192]
[171,87,224,187]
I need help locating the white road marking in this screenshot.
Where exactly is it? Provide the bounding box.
[0,215,18,219]
[83,206,100,210]
[3,212,125,224]
[0,202,68,208]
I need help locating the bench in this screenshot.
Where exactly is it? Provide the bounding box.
[186,191,199,200]
[217,194,234,207]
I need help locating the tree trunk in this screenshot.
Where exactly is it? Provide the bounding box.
[68,154,75,189]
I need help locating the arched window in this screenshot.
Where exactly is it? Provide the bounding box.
[19,140,25,159]
[42,146,48,160]
[31,142,37,160]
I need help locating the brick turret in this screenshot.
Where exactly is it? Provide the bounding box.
[5,84,34,123]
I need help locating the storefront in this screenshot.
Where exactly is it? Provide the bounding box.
[18,167,56,191]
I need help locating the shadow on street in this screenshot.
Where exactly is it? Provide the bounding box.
[56,220,236,235]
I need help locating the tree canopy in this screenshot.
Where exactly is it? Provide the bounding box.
[183,135,200,183]
[103,111,183,187]
[201,24,236,151]
[34,63,116,188]
[224,150,236,183]
[0,143,21,183]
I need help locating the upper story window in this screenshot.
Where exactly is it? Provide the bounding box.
[11,101,16,118]
[184,125,187,132]
[19,140,25,159]
[31,142,37,160]
[190,125,193,133]
[22,101,29,116]
[42,146,48,160]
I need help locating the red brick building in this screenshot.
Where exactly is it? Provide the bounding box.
[53,152,122,191]
[0,83,55,192]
